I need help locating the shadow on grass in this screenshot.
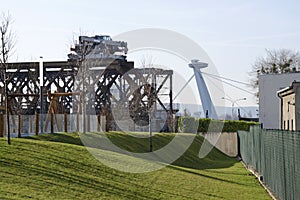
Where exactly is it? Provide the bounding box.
[26,133,83,146]
[171,135,238,170]
[24,132,237,170]
[1,152,215,200]
[168,165,248,187]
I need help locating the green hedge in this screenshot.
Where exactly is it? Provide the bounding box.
[178,117,198,133]
[178,117,258,133]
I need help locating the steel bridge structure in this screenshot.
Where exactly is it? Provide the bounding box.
[0,59,174,131]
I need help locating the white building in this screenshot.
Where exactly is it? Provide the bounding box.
[277,81,300,131]
[259,73,300,129]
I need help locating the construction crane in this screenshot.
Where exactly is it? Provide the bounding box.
[68,35,128,61]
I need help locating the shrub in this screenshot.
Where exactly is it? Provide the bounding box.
[198,118,211,132]
[178,117,198,133]
[222,120,258,132]
[178,117,259,133]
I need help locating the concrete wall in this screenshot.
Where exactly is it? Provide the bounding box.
[259,73,300,129]
[201,132,238,157]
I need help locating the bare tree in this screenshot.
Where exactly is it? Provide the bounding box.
[69,32,106,133]
[70,35,92,133]
[250,49,300,98]
[129,56,159,152]
[0,12,15,144]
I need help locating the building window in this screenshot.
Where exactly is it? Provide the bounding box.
[287,120,290,130]
[284,120,286,130]
[291,119,294,131]
[288,101,290,112]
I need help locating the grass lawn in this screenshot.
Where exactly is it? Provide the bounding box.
[0,132,271,200]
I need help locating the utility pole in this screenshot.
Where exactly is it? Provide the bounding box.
[39,56,44,134]
[149,111,152,152]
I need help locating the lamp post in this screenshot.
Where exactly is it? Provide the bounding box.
[221,97,246,119]
[39,56,44,133]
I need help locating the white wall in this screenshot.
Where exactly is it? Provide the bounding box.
[259,73,300,129]
[201,132,238,157]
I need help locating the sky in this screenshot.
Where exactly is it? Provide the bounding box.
[1,0,300,107]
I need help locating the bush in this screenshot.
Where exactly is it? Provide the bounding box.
[178,117,259,133]
[178,117,198,133]
[222,120,258,132]
[198,118,211,132]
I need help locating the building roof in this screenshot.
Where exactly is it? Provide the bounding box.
[277,81,300,98]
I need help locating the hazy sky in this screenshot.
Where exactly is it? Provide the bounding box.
[1,0,300,107]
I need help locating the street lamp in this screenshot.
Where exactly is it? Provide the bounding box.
[221,97,246,119]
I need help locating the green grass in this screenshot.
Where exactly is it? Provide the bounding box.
[0,132,271,200]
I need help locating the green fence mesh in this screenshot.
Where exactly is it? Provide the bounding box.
[238,126,300,200]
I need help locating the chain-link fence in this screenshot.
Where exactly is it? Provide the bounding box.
[238,126,300,200]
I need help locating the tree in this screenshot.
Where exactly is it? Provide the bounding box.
[130,56,157,152]
[70,33,95,134]
[250,49,300,97]
[0,12,15,144]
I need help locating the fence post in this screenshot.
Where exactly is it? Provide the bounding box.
[29,115,32,133]
[0,113,3,137]
[237,131,241,158]
[18,114,21,138]
[35,112,39,136]
[105,114,110,132]
[97,114,100,132]
[64,113,68,133]
[87,114,90,132]
[76,113,79,132]
[51,113,54,134]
